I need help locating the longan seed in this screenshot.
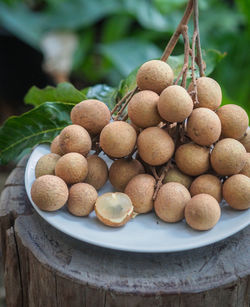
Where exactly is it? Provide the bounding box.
[50,135,63,155]
[85,155,108,190]
[35,153,61,178]
[163,167,193,189]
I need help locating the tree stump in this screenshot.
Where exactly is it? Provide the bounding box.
[0,156,249,307]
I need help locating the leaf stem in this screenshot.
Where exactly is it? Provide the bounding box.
[194,0,205,77]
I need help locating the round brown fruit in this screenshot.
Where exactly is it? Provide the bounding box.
[68,183,98,216]
[188,77,222,110]
[154,182,191,223]
[109,158,145,191]
[50,135,63,155]
[185,194,221,230]
[59,124,91,156]
[223,174,250,210]
[158,85,193,123]
[163,167,193,189]
[100,121,137,158]
[240,153,250,178]
[239,128,250,152]
[84,155,108,190]
[187,108,221,146]
[128,90,162,128]
[70,99,111,135]
[137,127,175,166]
[136,60,174,94]
[190,174,222,203]
[31,175,68,211]
[124,174,155,213]
[216,104,249,140]
[55,152,88,184]
[35,153,60,178]
[95,192,133,227]
[175,143,210,176]
[211,138,246,176]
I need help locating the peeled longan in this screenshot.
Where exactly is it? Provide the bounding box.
[55,152,88,184]
[137,127,175,166]
[163,167,193,189]
[154,182,191,223]
[239,128,250,152]
[136,60,174,94]
[216,104,249,140]
[70,99,111,135]
[175,143,210,176]
[211,138,246,176]
[240,153,250,178]
[128,90,162,128]
[185,194,221,230]
[223,174,250,210]
[68,183,98,216]
[187,108,221,146]
[158,85,193,123]
[59,124,91,156]
[124,174,155,213]
[100,121,137,158]
[50,135,63,155]
[31,175,68,211]
[188,77,222,110]
[85,155,108,190]
[35,153,60,178]
[109,158,145,191]
[190,174,222,203]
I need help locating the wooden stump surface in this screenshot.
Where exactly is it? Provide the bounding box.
[0,155,249,307]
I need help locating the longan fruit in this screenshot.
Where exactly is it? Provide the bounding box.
[124,174,156,213]
[137,127,175,166]
[100,121,137,158]
[211,138,246,176]
[240,153,250,178]
[35,153,60,178]
[158,85,193,122]
[70,99,111,135]
[216,104,249,140]
[187,108,221,146]
[50,135,63,155]
[59,124,91,156]
[185,194,221,230]
[188,77,222,110]
[154,182,191,223]
[163,167,193,189]
[175,143,210,176]
[128,90,162,128]
[239,128,250,152]
[109,158,145,191]
[31,175,68,211]
[68,183,98,216]
[223,174,250,210]
[85,155,108,190]
[55,152,88,184]
[136,60,174,94]
[190,174,222,203]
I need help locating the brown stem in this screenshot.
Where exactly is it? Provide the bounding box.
[114,87,138,120]
[149,166,160,180]
[120,113,129,121]
[111,91,132,116]
[153,160,172,200]
[190,30,198,105]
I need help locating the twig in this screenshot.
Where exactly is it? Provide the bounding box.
[114,88,138,120]
[111,91,132,116]
[190,30,198,105]
[153,160,172,200]
[149,166,160,180]
[120,113,128,121]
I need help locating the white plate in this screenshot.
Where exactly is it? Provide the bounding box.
[25,144,250,253]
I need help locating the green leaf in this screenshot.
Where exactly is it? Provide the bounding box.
[24,82,86,107]
[117,67,138,98]
[0,102,73,165]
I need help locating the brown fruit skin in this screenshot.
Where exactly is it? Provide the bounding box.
[187,108,221,146]
[100,121,137,158]
[190,174,222,203]
[239,128,250,152]
[154,182,191,223]
[70,99,111,135]
[158,85,193,123]
[59,124,91,156]
[124,174,156,213]
[163,167,193,189]
[216,104,249,140]
[136,60,174,94]
[188,77,222,110]
[128,90,162,128]
[68,183,98,216]
[223,174,250,210]
[50,135,63,155]
[35,153,61,178]
[31,175,68,211]
[84,155,108,190]
[210,138,246,176]
[185,194,221,231]
[137,127,175,166]
[240,153,250,178]
[55,153,88,184]
[109,159,145,191]
[175,143,210,176]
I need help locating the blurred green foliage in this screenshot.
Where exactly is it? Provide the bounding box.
[0,0,249,114]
